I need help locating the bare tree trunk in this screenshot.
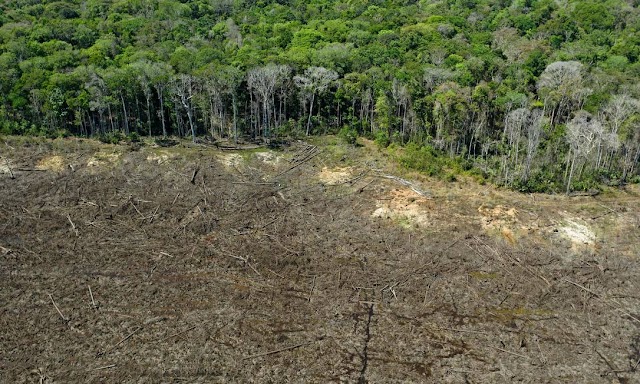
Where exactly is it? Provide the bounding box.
[146,96,152,137]
[157,89,167,137]
[232,93,238,144]
[107,104,115,132]
[566,152,577,194]
[120,93,129,135]
[306,93,315,136]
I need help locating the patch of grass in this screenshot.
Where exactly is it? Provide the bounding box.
[395,216,414,230]
[338,126,358,145]
[394,143,464,179]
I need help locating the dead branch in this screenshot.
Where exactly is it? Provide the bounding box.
[98,326,142,357]
[67,214,79,237]
[156,325,197,343]
[433,326,489,335]
[382,235,463,292]
[129,199,145,219]
[48,293,68,322]
[377,174,431,198]
[232,181,279,185]
[242,341,311,360]
[474,236,551,287]
[91,364,116,371]
[88,286,97,311]
[564,278,640,324]
[274,146,320,178]
[190,166,200,184]
[15,168,47,172]
[594,348,625,384]
[491,346,530,359]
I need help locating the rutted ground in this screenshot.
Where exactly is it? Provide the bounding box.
[1,136,639,383]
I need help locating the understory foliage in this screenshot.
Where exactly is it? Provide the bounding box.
[1,0,639,191]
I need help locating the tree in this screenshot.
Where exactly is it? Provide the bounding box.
[148,62,173,138]
[294,66,339,135]
[219,66,243,143]
[173,74,197,142]
[130,61,154,136]
[523,110,545,183]
[391,78,413,143]
[247,64,290,138]
[601,95,640,181]
[537,61,591,126]
[565,111,604,193]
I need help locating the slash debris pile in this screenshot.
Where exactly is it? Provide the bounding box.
[1,137,639,383]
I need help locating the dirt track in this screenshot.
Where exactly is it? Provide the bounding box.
[1,137,639,383]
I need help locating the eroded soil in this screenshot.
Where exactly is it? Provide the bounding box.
[1,137,639,383]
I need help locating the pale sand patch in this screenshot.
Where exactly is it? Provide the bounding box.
[478,204,519,243]
[87,152,121,168]
[559,219,595,245]
[317,166,353,185]
[146,151,173,164]
[255,151,282,166]
[36,155,65,172]
[218,153,243,168]
[372,188,433,227]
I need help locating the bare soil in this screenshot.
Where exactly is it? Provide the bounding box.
[1,136,639,383]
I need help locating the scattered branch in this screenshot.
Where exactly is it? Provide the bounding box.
[98,327,142,357]
[88,286,97,311]
[67,214,79,237]
[242,341,313,360]
[48,293,68,322]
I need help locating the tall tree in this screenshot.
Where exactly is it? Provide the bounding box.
[294,66,339,135]
[247,64,290,138]
[537,61,591,126]
[173,74,197,142]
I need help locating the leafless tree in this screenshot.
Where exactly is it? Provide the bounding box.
[392,79,412,143]
[502,108,528,184]
[131,61,155,136]
[565,111,604,193]
[501,108,546,184]
[523,110,545,182]
[225,18,243,47]
[173,74,197,142]
[147,62,173,138]
[248,64,290,138]
[537,61,591,126]
[294,66,339,135]
[423,67,454,93]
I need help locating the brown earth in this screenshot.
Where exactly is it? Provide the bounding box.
[1,136,639,383]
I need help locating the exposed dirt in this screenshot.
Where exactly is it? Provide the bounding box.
[1,136,639,383]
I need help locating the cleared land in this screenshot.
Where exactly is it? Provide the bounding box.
[1,137,639,383]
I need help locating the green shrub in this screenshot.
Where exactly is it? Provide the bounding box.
[398,143,445,177]
[444,172,457,182]
[374,130,390,148]
[98,131,124,144]
[25,124,48,137]
[127,131,141,143]
[338,125,358,145]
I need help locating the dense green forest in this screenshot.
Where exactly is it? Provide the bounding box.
[1,0,639,192]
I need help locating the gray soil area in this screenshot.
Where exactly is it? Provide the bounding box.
[1,137,639,383]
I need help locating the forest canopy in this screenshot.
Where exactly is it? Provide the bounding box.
[1,0,639,192]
